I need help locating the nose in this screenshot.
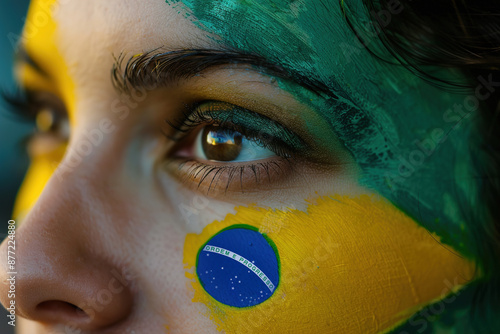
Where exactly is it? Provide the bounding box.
[0,174,134,331]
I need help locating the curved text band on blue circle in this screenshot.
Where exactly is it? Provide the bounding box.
[196,226,280,307]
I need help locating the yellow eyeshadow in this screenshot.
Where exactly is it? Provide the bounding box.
[16,64,57,95]
[183,194,475,334]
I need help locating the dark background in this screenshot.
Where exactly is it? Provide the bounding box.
[1,0,32,333]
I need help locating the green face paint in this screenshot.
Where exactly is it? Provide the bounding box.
[166,0,479,256]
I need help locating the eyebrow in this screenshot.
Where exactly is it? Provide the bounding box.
[111,48,338,99]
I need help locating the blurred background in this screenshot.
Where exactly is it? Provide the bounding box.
[1,0,32,333]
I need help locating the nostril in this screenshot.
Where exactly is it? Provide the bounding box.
[36,300,90,322]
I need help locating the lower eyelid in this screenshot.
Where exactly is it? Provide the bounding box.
[164,157,294,195]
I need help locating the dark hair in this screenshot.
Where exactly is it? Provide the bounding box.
[342,0,500,332]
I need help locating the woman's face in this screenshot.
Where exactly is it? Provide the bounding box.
[0,0,477,333]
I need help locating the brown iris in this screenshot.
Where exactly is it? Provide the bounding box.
[202,125,243,161]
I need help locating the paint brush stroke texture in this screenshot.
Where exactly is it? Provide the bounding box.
[169,0,479,257]
[184,194,474,333]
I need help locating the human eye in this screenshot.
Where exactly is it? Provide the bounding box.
[164,101,309,194]
[2,89,69,156]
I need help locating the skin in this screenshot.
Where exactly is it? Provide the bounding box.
[0,0,477,333]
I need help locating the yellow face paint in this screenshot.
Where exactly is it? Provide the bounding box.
[184,194,475,333]
[20,0,76,114]
[13,0,75,220]
[13,145,65,220]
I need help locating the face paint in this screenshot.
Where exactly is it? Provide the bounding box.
[184,194,474,333]
[13,0,75,220]
[196,226,280,307]
[169,0,479,257]
[20,0,76,117]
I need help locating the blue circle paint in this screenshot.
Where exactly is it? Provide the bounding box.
[196,225,280,307]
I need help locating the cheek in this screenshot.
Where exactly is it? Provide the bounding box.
[183,194,475,333]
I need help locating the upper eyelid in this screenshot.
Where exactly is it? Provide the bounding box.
[165,102,306,149]
[15,47,50,79]
[13,62,60,100]
[2,88,68,123]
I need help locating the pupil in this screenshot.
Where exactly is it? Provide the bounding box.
[202,125,243,161]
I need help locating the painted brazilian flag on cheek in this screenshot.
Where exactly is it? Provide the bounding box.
[184,195,474,334]
[196,226,280,308]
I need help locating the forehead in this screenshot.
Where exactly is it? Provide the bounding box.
[25,0,363,84]
[52,0,215,56]
[168,0,359,81]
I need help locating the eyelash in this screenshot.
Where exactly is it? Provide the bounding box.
[1,88,69,147]
[1,89,37,148]
[165,102,305,193]
[177,159,293,194]
[1,88,36,121]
